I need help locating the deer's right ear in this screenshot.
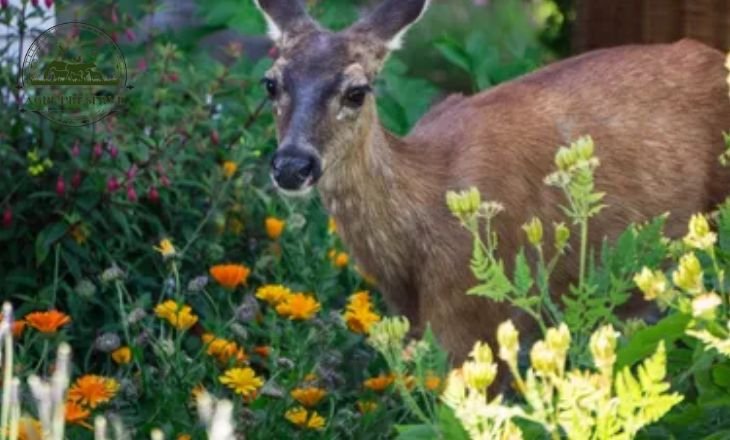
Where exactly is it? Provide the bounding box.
[253,0,318,45]
[349,0,430,50]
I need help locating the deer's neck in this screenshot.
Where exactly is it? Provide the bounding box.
[318,117,430,288]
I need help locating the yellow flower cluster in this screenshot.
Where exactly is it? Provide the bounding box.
[202,333,248,365]
[342,291,381,334]
[219,367,263,399]
[255,284,292,306]
[154,300,199,331]
[284,407,326,430]
[442,320,682,440]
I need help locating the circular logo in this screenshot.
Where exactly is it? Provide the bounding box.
[21,22,127,126]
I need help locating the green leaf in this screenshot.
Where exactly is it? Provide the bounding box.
[436,405,470,440]
[616,313,691,369]
[395,424,438,440]
[34,222,67,266]
[513,249,534,297]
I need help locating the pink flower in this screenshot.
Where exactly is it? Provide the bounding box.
[2,208,12,229]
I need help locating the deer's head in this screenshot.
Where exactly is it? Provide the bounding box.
[254,0,430,196]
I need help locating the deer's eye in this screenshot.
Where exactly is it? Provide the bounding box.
[343,85,371,108]
[262,78,278,99]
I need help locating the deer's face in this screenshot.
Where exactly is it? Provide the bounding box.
[254,0,430,196]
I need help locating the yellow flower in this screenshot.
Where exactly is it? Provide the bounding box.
[65,400,92,429]
[275,293,321,320]
[68,375,119,408]
[589,324,620,374]
[291,387,327,407]
[684,213,717,250]
[256,284,292,305]
[24,310,71,334]
[285,407,326,430]
[333,252,349,268]
[673,253,704,294]
[530,340,558,375]
[265,217,285,240]
[356,400,378,414]
[202,333,247,364]
[363,373,395,392]
[522,217,543,246]
[462,359,497,390]
[634,267,669,301]
[497,320,520,367]
[692,292,723,319]
[111,346,132,365]
[154,300,199,331]
[154,238,176,258]
[219,367,263,398]
[209,264,250,289]
[343,291,381,334]
[222,161,238,178]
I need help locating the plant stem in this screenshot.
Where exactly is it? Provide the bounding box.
[578,218,589,288]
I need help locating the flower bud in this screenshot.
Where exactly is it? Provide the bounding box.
[633,267,668,301]
[530,340,557,375]
[125,28,136,42]
[462,359,497,391]
[0,0,8,9]
[573,136,595,161]
[100,264,125,283]
[94,333,121,353]
[55,176,66,196]
[672,253,703,294]
[590,324,619,374]
[691,292,722,320]
[44,0,53,7]
[554,222,570,251]
[71,171,83,189]
[2,207,12,229]
[126,186,138,203]
[148,186,160,203]
[107,176,120,193]
[545,323,571,368]
[108,144,119,158]
[684,213,717,250]
[497,320,519,366]
[74,279,97,299]
[92,143,103,159]
[446,187,481,220]
[469,341,494,365]
[71,142,80,157]
[211,130,220,145]
[522,217,543,246]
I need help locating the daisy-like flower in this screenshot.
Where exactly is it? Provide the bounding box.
[68,375,119,408]
[154,300,199,331]
[265,217,285,240]
[333,252,349,268]
[219,367,263,398]
[24,310,71,334]
[154,238,176,259]
[291,387,327,407]
[343,291,381,334]
[363,373,395,392]
[111,346,132,365]
[209,264,251,289]
[202,333,247,364]
[222,161,238,178]
[275,293,321,320]
[65,400,92,429]
[284,407,326,430]
[255,284,292,306]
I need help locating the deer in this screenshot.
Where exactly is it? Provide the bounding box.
[253,0,730,361]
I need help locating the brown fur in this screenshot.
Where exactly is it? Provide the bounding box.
[320,39,730,360]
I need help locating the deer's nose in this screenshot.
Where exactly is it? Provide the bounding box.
[271,148,321,191]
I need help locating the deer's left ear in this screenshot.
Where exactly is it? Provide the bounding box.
[253,0,319,44]
[348,0,430,50]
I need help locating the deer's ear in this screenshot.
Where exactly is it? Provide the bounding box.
[253,0,318,44]
[349,0,430,50]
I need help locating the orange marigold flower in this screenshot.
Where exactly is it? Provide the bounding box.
[24,310,71,334]
[285,407,326,430]
[222,161,238,179]
[210,264,250,289]
[68,375,119,408]
[333,252,349,268]
[202,333,247,364]
[343,291,380,334]
[253,345,271,358]
[177,434,192,440]
[356,400,378,414]
[111,346,132,365]
[265,217,285,240]
[65,400,92,429]
[0,313,26,338]
[275,293,321,320]
[425,373,442,391]
[255,284,291,305]
[291,387,327,407]
[154,300,198,331]
[363,374,395,392]
[219,367,264,398]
